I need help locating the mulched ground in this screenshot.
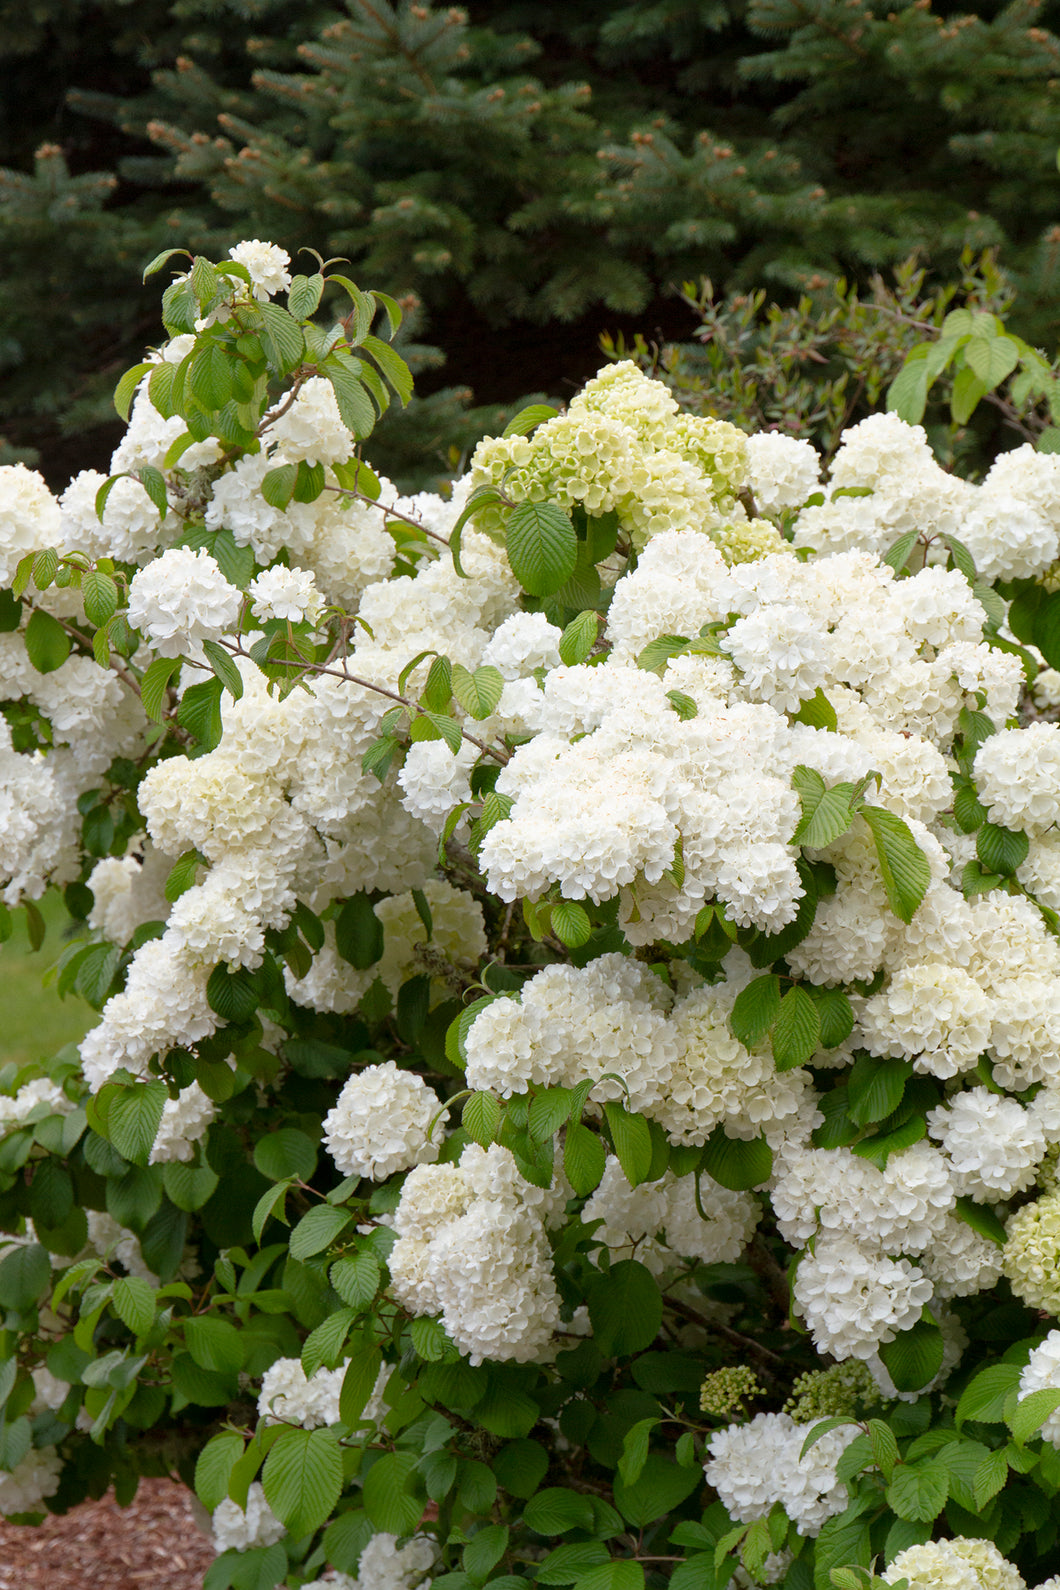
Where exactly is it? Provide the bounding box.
[0,1478,216,1590]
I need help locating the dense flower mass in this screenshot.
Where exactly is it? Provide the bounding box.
[7,248,1060,1590]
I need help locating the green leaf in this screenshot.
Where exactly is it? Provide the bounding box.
[464,1091,501,1148]
[262,1426,342,1539]
[861,805,930,923]
[178,676,224,750]
[964,335,1020,391]
[976,822,1029,877]
[551,900,592,949]
[24,608,71,674]
[1009,1387,1060,1445]
[878,1313,944,1394]
[867,1419,898,1480]
[288,1204,353,1261]
[612,1453,702,1526]
[791,689,838,730]
[412,709,464,753]
[586,1260,662,1356]
[202,638,244,701]
[956,1363,1022,1427]
[261,464,297,510]
[164,848,203,905]
[953,1196,1007,1247]
[363,1450,423,1534]
[450,662,504,719]
[791,769,856,849]
[637,633,690,673]
[502,403,559,438]
[287,273,325,319]
[326,363,375,438]
[254,1128,318,1183]
[887,357,930,424]
[700,1128,773,1191]
[667,689,698,720]
[106,1082,167,1165]
[335,893,384,969]
[537,1544,611,1586]
[362,334,413,406]
[185,1315,245,1374]
[730,974,781,1048]
[330,1250,381,1311]
[191,342,235,410]
[0,1243,49,1310]
[163,1160,220,1212]
[196,1431,245,1513]
[523,1487,596,1536]
[574,1564,644,1590]
[847,1054,911,1127]
[302,1307,356,1378]
[563,1119,606,1196]
[617,1418,658,1487]
[812,1498,874,1590]
[139,656,179,722]
[886,1459,950,1522]
[464,1524,510,1583]
[505,502,578,597]
[82,569,119,629]
[111,1275,156,1336]
[951,364,987,425]
[772,985,820,1070]
[138,465,169,519]
[257,302,305,375]
[602,1103,653,1187]
[339,1340,383,1428]
[882,529,920,574]
[811,986,855,1049]
[207,961,259,1022]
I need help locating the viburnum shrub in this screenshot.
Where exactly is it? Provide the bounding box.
[7,243,1060,1590]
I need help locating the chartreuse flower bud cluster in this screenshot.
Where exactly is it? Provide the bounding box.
[4,243,1060,1590]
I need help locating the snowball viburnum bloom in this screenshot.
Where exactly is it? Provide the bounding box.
[126,546,242,658]
[227,240,293,301]
[248,565,325,624]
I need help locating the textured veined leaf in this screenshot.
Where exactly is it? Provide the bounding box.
[730,974,781,1048]
[139,656,179,722]
[202,639,244,702]
[502,403,559,438]
[550,899,592,949]
[24,609,71,674]
[878,1312,944,1393]
[964,334,1020,391]
[361,334,413,406]
[450,662,503,719]
[113,361,151,421]
[861,805,930,923]
[262,1426,343,1539]
[257,302,305,374]
[287,273,325,319]
[886,356,930,424]
[505,502,578,597]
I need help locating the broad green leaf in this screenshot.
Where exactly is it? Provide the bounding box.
[106,1082,167,1166]
[206,961,259,1022]
[339,1341,382,1426]
[257,302,305,375]
[523,1487,596,1535]
[976,821,1029,877]
[847,1054,911,1127]
[586,1260,662,1356]
[463,1091,501,1148]
[163,1160,220,1212]
[191,342,235,410]
[261,464,297,510]
[287,273,324,319]
[335,893,384,969]
[886,358,930,424]
[602,1102,653,1187]
[882,529,920,574]
[82,569,119,629]
[811,985,855,1049]
[195,1431,245,1512]
[700,1128,772,1191]
[361,334,413,405]
[463,1524,509,1583]
[164,848,203,904]
[612,1452,702,1526]
[185,1315,245,1374]
[953,1196,1007,1247]
[302,1307,356,1378]
[111,1275,156,1336]
[550,900,591,949]
[505,503,578,597]
[964,334,1020,391]
[730,974,781,1048]
[254,1129,318,1183]
[861,805,930,923]
[791,688,838,730]
[575,1563,644,1590]
[140,655,179,722]
[202,638,244,701]
[956,1363,1023,1427]
[326,363,376,438]
[878,1312,944,1393]
[771,985,820,1070]
[951,363,987,424]
[24,608,71,674]
[177,676,224,749]
[886,1459,949,1522]
[330,1250,381,1311]
[563,1119,606,1196]
[362,1450,423,1534]
[791,770,856,849]
[1009,1387,1060,1445]
[450,662,504,720]
[502,403,559,438]
[288,1204,353,1261]
[262,1426,343,1538]
[0,1243,49,1310]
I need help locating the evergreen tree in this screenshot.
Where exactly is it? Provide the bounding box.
[3,0,1060,477]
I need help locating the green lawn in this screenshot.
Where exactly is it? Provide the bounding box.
[0,893,93,1068]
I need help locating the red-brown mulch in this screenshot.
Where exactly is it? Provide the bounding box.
[0,1478,216,1590]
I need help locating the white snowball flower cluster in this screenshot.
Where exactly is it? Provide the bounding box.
[211,1481,286,1552]
[792,1235,933,1360]
[228,239,292,300]
[583,1160,759,1274]
[353,1532,436,1590]
[267,376,353,468]
[126,546,241,659]
[882,1539,1025,1590]
[0,464,60,584]
[388,1143,565,1363]
[247,564,325,624]
[704,1411,857,1537]
[0,1446,63,1516]
[1017,1330,1060,1446]
[927,1087,1047,1200]
[744,432,821,513]
[323,1061,441,1181]
[257,1358,346,1428]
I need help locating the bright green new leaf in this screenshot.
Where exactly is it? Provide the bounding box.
[771,985,820,1070]
[730,973,781,1049]
[505,502,578,597]
[976,821,1029,877]
[330,1250,381,1311]
[563,1119,606,1196]
[886,1459,950,1522]
[861,804,930,923]
[550,899,591,949]
[463,1091,501,1148]
[24,608,71,674]
[111,1275,156,1337]
[288,1204,353,1261]
[202,639,244,702]
[450,662,504,719]
[602,1102,653,1187]
[262,1426,343,1539]
[964,334,1020,391]
[502,403,559,438]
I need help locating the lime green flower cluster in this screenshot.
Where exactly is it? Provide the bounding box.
[699,1364,764,1419]
[1004,1192,1060,1313]
[782,1360,878,1423]
[469,360,756,557]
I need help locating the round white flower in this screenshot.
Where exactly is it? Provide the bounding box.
[126,546,242,658]
[322,1061,441,1180]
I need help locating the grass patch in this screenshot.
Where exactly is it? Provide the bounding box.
[0,893,93,1068]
